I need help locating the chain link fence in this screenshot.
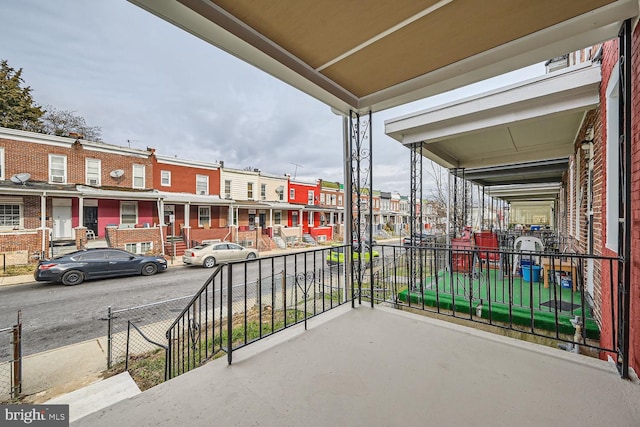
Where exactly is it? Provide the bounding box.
[107,296,193,369]
[0,311,22,403]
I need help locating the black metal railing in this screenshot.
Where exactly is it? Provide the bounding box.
[165,245,355,379]
[0,311,22,402]
[369,244,620,357]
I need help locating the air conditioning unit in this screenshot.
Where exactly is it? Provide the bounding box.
[51,175,64,183]
[88,179,99,186]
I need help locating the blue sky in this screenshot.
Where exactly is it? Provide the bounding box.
[0,0,544,193]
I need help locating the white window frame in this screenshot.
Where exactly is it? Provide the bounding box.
[308,190,314,205]
[199,206,211,227]
[224,180,231,199]
[85,158,101,186]
[196,174,209,195]
[338,195,343,206]
[261,184,266,201]
[331,194,336,206]
[247,182,254,199]
[0,198,23,229]
[290,188,295,200]
[161,170,171,187]
[308,211,314,226]
[120,201,138,226]
[274,210,282,225]
[0,147,5,180]
[125,241,153,254]
[319,193,325,204]
[132,164,145,189]
[48,154,67,183]
[606,62,620,252]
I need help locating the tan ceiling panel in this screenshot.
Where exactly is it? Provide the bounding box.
[211,0,441,69]
[322,0,614,97]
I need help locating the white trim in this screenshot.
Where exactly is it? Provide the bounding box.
[85,158,101,186]
[605,62,620,253]
[48,153,67,183]
[132,164,145,189]
[196,174,209,195]
[198,205,211,227]
[0,198,23,230]
[0,147,4,180]
[155,155,220,170]
[120,201,138,225]
[161,170,171,187]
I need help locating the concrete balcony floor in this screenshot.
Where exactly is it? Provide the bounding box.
[73,305,640,427]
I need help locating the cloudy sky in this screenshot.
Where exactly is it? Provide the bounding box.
[1,0,544,194]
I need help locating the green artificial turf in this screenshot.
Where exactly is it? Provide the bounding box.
[397,269,600,340]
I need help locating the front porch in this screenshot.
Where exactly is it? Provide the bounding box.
[75,304,640,426]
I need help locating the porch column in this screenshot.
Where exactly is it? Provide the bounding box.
[40,193,47,254]
[78,197,84,228]
[183,203,190,244]
[269,208,273,227]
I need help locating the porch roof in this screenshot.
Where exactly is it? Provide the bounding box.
[451,158,570,187]
[385,62,601,169]
[485,183,563,202]
[128,0,636,114]
[77,185,161,201]
[156,191,230,205]
[0,180,78,197]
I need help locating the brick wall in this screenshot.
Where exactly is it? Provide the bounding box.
[105,226,163,255]
[0,229,49,264]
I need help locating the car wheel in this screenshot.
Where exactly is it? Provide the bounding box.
[62,270,84,286]
[203,257,216,268]
[246,253,257,260]
[141,262,158,276]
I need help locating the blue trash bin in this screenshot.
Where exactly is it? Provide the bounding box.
[521,265,541,282]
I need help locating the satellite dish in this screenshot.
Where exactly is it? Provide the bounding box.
[110,169,125,178]
[10,173,31,185]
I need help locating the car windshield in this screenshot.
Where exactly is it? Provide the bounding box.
[193,244,211,250]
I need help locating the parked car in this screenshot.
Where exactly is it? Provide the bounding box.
[352,235,377,250]
[183,242,258,268]
[326,245,380,267]
[34,248,167,286]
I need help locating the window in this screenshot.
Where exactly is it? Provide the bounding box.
[132,164,145,189]
[86,158,101,186]
[161,170,171,186]
[308,190,314,205]
[196,175,209,195]
[0,203,21,228]
[290,189,295,200]
[308,211,314,226]
[261,184,266,200]
[331,194,336,206]
[606,62,620,252]
[0,147,4,180]
[320,193,325,204]
[125,242,153,254]
[247,182,254,199]
[199,206,211,227]
[120,202,138,225]
[49,154,67,183]
[338,195,343,206]
[274,210,282,225]
[224,180,231,199]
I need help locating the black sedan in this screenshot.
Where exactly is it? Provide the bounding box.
[34,248,168,285]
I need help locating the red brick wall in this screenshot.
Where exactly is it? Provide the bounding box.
[0,136,153,188]
[0,229,49,263]
[105,226,163,255]
[153,156,221,195]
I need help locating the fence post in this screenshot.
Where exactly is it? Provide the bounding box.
[12,310,22,398]
[125,321,131,371]
[107,306,112,369]
[227,266,233,365]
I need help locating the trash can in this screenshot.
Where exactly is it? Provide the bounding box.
[522,265,541,282]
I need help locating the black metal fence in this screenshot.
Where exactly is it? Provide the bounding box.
[166,246,353,379]
[0,311,22,402]
[369,244,620,357]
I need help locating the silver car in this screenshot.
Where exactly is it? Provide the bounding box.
[182,242,258,268]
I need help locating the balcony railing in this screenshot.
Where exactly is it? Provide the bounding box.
[165,241,623,381]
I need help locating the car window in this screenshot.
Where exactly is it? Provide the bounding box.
[194,244,210,250]
[76,251,106,261]
[105,250,133,260]
[227,244,242,250]
[214,244,228,251]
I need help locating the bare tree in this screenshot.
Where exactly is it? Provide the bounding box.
[41,106,102,141]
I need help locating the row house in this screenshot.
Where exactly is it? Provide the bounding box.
[0,127,161,260]
[287,179,332,242]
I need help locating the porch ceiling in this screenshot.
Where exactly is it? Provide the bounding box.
[385,62,602,169]
[486,183,563,202]
[452,158,569,187]
[128,0,637,114]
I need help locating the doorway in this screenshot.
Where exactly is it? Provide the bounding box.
[83,206,98,237]
[52,199,72,239]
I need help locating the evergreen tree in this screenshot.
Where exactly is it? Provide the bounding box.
[0,59,44,131]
